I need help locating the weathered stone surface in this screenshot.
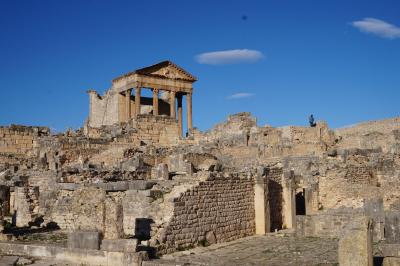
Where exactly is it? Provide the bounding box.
[338,216,373,266]
[158,173,255,254]
[104,197,124,239]
[151,163,169,180]
[70,187,106,232]
[144,235,339,266]
[14,186,39,227]
[67,231,101,250]
[386,211,400,244]
[100,239,138,252]
[383,257,400,266]
[0,255,19,266]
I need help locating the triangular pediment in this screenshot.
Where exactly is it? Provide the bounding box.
[134,61,197,82]
[112,61,197,84]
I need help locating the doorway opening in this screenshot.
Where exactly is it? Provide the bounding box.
[296,189,306,215]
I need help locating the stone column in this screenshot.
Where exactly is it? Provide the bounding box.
[153,88,159,116]
[135,87,141,117]
[282,171,296,229]
[254,168,270,235]
[186,92,193,133]
[125,89,132,121]
[177,94,183,137]
[170,91,176,119]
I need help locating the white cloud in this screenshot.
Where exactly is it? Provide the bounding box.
[351,18,400,39]
[227,92,254,99]
[195,49,264,65]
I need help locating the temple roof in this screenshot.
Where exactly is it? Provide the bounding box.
[112,60,197,83]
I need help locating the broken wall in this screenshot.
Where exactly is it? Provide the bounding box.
[0,125,49,156]
[158,173,255,254]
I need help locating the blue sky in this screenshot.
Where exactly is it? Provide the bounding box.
[0,0,399,132]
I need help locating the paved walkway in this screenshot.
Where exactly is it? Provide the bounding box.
[144,234,339,266]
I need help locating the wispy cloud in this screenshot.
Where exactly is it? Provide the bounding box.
[227,92,254,99]
[196,49,264,65]
[351,18,400,39]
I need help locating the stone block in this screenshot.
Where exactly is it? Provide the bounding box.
[70,187,106,232]
[100,239,138,252]
[381,244,400,257]
[57,183,80,191]
[67,231,101,250]
[128,181,155,190]
[151,163,169,180]
[104,198,124,239]
[0,256,19,266]
[364,198,385,241]
[95,182,129,192]
[385,211,400,244]
[338,216,373,266]
[383,257,400,266]
[121,157,143,171]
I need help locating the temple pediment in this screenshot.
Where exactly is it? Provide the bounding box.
[113,61,197,84]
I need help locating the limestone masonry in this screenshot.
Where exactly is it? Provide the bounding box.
[0,61,400,265]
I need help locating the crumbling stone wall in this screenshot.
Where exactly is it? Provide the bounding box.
[0,125,49,156]
[336,117,400,152]
[344,166,377,185]
[86,115,179,147]
[87,90,120,127]
[14,186,40,227]
[158,174,255,254]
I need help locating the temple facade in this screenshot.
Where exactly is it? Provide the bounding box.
[87,61,197,136]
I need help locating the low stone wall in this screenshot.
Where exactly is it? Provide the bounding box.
[0,242,147,266]
[0,125,49,156]
[158,174,255,254]
[47,187,117,234]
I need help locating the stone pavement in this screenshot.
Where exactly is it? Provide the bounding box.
[144,234,339,266]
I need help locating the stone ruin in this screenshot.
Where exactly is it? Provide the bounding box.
[0,61,400,265]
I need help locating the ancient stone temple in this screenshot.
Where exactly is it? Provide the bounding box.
[87,61,197,136]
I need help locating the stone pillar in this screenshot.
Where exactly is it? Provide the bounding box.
[177,94,183,137]
[153,88,159,116]
[254,168,270,235]
[364,198,385,242]
[135,87,141,117]
[282,171,296,229]
[104,198,124,240]
[338,216,373,266]
[170,91,176,119]
[186,92,193,133]
[125,89,132,121]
